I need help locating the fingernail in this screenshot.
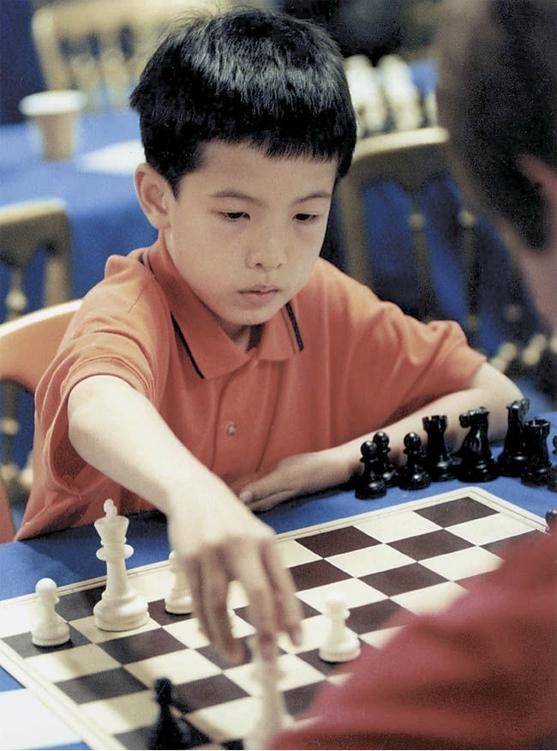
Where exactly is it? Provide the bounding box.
[239,490,253,503]
[261,637,276,661]
[291,626,303,646]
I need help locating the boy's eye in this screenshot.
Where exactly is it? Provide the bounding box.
[295,213,319,223]
[221,211,248,221]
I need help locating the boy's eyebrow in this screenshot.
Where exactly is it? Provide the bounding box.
[209,189,332,204]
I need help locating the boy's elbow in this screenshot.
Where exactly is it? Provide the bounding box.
[470,362,523,403]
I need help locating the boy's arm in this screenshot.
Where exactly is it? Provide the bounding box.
[239,362,522,511]
[67,374,302,661]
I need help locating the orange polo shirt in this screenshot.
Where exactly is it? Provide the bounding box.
[18,235,485,538]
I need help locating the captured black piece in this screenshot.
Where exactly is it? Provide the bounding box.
[372,431,399,487]
[521,419,553,486]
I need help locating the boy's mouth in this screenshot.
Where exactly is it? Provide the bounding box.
[239,286,279,305]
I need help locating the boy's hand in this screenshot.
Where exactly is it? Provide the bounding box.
[166,479,302,663]
[239,449,351,512]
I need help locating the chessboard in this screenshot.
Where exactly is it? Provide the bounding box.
[0,487,546,750]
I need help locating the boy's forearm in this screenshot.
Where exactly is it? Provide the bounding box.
[67,374,218,516]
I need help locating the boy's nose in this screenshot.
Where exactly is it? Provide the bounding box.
[246,237,287,270]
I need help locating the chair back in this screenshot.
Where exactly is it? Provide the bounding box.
[31,0,232,109]
[0,200,72,321]
[0,300,81,539]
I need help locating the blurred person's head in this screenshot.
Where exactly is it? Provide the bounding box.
[436,0,557,331]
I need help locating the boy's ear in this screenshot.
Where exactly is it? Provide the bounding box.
[134,163,173,230]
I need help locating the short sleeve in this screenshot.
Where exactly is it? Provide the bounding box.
[34,271,172,495]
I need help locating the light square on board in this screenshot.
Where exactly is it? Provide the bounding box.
[296,577,387,613]
[225,652,325,695]
[328,543,414,578]
[25,643,120,682]
[79,689,156,735]
[70,614,161,643]
[353,510,441,542]
[186,695,258,743]
[391,580,467,615]
[277,538,322,568]
[420,546,502,581]
[447,513,537,545]
[124,647,222,687]
[277,614,329,654]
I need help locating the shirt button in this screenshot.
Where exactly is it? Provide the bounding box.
[225,421,237,436]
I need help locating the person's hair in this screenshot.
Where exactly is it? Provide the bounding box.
[436,0,557,250]
[130,7,357,193]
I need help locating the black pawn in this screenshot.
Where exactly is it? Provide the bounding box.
[497,398,530,476]
[398,432,431,490]
[422,415,454,481]
[372,431,399,486]
[355,441,386,499]
[545,509,557,532]
[455,407,498,482]
[148,677,191,750]
[521,418,553,486]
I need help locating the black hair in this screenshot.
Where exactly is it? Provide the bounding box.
[436,0,557,250]
[130,7,357,193]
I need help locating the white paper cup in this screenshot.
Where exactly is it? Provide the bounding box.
[19,90,86,161]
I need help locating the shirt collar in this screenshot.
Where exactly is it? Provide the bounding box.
[145,235,303,380]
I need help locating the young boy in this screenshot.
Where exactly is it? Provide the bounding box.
[18,7,520,662]
[273,0,557,747]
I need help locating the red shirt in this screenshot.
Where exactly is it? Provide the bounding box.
[19,235,484,538]
[273,530,557,749]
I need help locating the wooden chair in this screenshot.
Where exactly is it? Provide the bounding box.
[31,0,233,110]
[0,199,73,510]
[337,126,530,348]
[0,300,81,541]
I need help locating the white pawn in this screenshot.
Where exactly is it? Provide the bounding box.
[93,499,149,631]
[32,578,70,647]
[319,592,361,663]
[165,551,193,614]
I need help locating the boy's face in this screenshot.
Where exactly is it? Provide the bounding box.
[161,141,337,344]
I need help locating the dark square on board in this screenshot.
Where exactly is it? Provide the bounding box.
[297,526,381,557]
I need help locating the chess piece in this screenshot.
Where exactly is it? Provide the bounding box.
[423,415,455,481]
[319,592,361,663]
[521,418,553,486]
[147,677,191,750]
[398,432,431,490]
[355,441,386,499]
[372,431,399,486]
[165,551,193,615]
[497,398,530,476]
[545,509,557,532]
[377,54,423,131]
[244,637,292,750]
[93,499,149,631]
[454,407,498,482]
[553,435,557,455]
[31,578,70,647]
